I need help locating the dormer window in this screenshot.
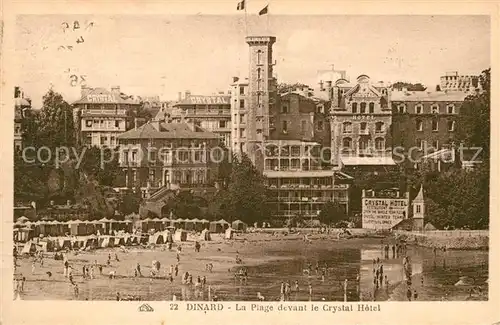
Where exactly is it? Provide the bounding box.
[431,104,439,114]
[415,104,423,114]
[447,104,455,114]
[398,104,406,114]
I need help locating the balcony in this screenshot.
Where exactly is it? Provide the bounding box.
[359,129,369,135]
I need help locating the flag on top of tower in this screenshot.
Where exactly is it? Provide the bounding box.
[237,0,245,10]
[259,4,269,15]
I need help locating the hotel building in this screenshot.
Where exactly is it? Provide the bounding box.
[330,75,394,168]
[169,91,232,147]
[73,86,141,148]
[117,120,220,197]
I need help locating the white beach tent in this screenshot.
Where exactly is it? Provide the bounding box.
[200,229,211,241]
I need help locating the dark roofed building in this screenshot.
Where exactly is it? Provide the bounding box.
[117,120,221,198]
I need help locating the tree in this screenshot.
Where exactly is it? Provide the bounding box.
[318,201,347,226]
[167,191,202,219]
[457,68,490,162]
[117,189,142,216]
[277,82,311,94]
[222,154,270,224]
[37,89,75,149]
[392,82,427,91]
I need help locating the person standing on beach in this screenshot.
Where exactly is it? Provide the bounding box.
[175,264,179,277]
[294,280,299,292]
[136,262,142,277]
[280,282,285,301]
[413,290,418,300]
[308,284,313,301]
[392,245,396,258]
[169,264,174,276]
[406,287,412,301]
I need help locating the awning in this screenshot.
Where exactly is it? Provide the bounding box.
[340,156,396,166]
[263,170,335,178]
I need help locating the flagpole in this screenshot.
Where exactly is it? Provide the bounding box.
[267,1,270,34]
[244,0,248,37]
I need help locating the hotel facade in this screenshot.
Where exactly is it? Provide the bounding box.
[73,86,141,148]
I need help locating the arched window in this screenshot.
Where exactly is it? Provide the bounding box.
[342,137,352,149]
[343,122,352,133]
[257,50,263,65]
[375,138,385,150]
[369,102,375,113]
[375,122,384,133]
[352,102,358,113]
[360,102,367,113]
[358,137,369,150]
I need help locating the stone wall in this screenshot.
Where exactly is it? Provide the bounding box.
[394,230,489,250]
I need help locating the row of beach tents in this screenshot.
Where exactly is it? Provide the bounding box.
[18,228,214,254]
[14,216,248,243]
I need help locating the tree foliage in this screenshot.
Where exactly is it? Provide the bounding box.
[318,201,347,226]
[457,68,490,162]
[277,82,311,94]
[214,154,270,224]
[37,89,75,149]
[392,82,427,91]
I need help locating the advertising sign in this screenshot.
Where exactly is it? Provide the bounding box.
[362,197,409,229]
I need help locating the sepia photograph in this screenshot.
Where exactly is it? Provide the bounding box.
[3,0,496,319]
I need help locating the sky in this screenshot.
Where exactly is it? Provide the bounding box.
[15,14,490,108]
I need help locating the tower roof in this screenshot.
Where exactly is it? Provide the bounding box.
[413,185,424,202]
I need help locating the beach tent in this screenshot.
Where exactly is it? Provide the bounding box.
[108,236,116,247]
[174,229,187,242]
[21,241,37,255]
[99,237,109,248]
[225,227,235,240]
[148,233,164,245]
[158,230,173,243]
[171,218,185,229]
[232,220,248,232]
[115,236,125,246]
[184,219,196,231]
[86,237,97,249]
[17,227,32,242]
[190,218,204,231]
[200,229,211,241]
[16,216,29,223]
[424,223,437,231]
[200,219,210,229]
[209,219,229,233]
[123,235,132,246]
[58,238,72,250]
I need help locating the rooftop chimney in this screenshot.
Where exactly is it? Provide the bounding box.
[319,80,324,91]
[178,92,182,101]
[233,77,239,83]
[185,90,191,99]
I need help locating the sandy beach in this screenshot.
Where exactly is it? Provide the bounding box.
[13,232,488,301]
